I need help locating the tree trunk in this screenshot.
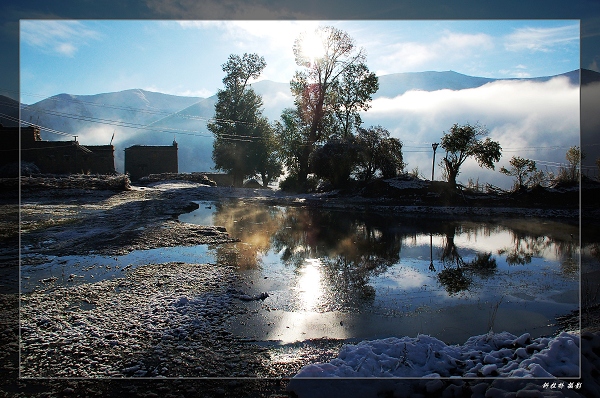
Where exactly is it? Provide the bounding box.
[261,171,269,188]
[448,169,458,188]
[297,145,312,186]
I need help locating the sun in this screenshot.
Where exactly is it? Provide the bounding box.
[298,30,327,62]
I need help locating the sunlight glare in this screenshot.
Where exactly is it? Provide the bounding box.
[299,31,327,62]
[297,258,323,311]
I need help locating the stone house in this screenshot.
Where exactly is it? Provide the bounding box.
[1,125,115,174]
[124,141,178,180]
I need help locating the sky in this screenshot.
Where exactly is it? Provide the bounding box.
[19,20,580,102]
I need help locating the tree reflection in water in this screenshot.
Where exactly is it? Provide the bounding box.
[212,200,285,269]
[437,225,471,295]
[200,201,576,305]
[271,209,402,311]
[435,224,500,295]
[497,227,579,275]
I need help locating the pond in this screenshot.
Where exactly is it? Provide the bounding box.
[20,199,580,348]
[178,200,580,346]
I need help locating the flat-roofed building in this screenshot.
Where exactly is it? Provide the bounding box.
[124,141,178,180]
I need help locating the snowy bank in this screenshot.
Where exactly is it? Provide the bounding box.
[287,331,593,397]
[293,332,579,379]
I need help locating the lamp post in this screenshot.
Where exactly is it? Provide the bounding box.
[431,143,439,181]
[429,233,435,272]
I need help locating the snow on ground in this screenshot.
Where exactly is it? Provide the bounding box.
[293,332,579,379]
[287,331,597,398]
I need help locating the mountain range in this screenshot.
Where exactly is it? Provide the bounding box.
[4,69,590,176]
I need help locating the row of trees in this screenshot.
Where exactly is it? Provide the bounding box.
[208,27,581,192]
[499,146,583,190]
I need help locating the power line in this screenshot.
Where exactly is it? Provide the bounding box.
[3,88,583,151]
[18,101,269,138]
[0,112,267,145]
[0,112,74,137]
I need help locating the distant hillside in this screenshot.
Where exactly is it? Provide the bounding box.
[22,89,203,141]
[582,68,600,85]
[375,71,495,97]
[376,69,579,97]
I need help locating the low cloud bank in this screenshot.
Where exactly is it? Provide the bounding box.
[363,77,579,188]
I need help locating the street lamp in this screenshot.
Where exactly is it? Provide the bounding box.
[431,143,439,181]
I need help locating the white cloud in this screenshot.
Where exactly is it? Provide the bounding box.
[20,20,100,57]
[362,77,579,188]
[56,42,77,57]
[504,24,579,53]
[376,30,493,74]
[439,31,493,51]
[380,42,437,70]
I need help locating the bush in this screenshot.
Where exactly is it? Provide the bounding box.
[310,138,360,188]
[279,173,320,193]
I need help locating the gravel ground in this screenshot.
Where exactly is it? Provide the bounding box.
[20,261,273,378]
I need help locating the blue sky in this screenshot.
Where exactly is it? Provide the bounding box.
[19,19,580,103]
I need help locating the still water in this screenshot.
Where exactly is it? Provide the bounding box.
[179,200,580,345]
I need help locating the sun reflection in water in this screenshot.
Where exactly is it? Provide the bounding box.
[297,258,323,311]
[268,258,350,344]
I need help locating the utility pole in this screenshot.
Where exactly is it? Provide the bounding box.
[431,143,439,181]
[429,233,435,272]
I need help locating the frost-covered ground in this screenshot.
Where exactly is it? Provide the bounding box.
[19,262,274,378]
[288,331,600,398]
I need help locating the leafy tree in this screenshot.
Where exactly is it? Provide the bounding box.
[208,53,279,186]
[290,25,376,187]
[440,123,502,188]
[251,120,282,188]
[329,63,379,139]
[310,137,361,188]
[355,126,404,181]
[500,156,537,190]
[274,107,308,179]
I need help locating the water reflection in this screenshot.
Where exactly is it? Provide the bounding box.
[181,201,580,343]
[297,259,323,311]
[433,227,501,295]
